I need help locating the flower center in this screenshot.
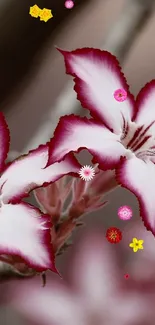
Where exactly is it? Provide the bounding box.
[84,170,91,176]
[120,116,155,161]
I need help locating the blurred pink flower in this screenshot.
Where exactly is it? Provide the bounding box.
[10,229,153,325]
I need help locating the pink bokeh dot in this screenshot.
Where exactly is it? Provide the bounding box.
[64,0,74,9]
[114,88,127,102]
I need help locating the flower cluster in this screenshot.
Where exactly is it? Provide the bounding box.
[47,47,155,240]
[29,5,53,22]
[1,44,155,279]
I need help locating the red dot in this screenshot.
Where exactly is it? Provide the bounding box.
[106,227,122,244]
[124,274,129,279]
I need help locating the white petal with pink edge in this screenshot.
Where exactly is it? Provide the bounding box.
[48,115,129,170]
[0,202,57,272]
[0,145,80,203]
[134,81,155,135]
[59,48,135,134]
[116,156,155,236]
[0,112,10,173]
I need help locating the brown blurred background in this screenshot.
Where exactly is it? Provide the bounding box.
[2,0,155,153]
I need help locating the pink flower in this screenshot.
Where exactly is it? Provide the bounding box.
[47,47,155,237]
[114,88,127,102]
[78,165,95,181]
[10,229,152,325]
[118,205,132,220]
[0,112,81,272]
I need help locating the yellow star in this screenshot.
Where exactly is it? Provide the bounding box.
[29,4,41,18]
[39,8,53,22]
[129,237,144,252]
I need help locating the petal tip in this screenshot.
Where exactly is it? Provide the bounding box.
[56,47,69,56]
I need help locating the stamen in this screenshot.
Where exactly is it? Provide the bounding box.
[129,122,155,151]
[138,121,155,137]
[120,114,129,140]
[137,149,155,159]
[133,135,151,152]
[120,116,155,160]
[146,150,155,155]
[127,125,143,149]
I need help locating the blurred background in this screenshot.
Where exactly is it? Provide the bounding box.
[1,0,155,324]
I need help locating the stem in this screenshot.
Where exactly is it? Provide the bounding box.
[54,173,119,254]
